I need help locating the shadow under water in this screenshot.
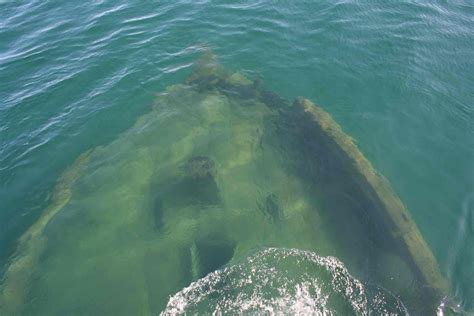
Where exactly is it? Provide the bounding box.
[0,53,450,315]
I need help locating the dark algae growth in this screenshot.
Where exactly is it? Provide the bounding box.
[185,156,216,179]
[0,54,451,315]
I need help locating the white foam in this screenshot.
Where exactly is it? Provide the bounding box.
[162,248,403,315]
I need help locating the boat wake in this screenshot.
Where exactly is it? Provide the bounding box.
[162,248,406,315]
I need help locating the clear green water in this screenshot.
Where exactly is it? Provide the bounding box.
[0,1,472,314]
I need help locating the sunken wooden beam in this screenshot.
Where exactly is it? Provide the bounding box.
[293,97,448,300]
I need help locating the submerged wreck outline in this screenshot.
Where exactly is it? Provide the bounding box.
[0,53,449,314]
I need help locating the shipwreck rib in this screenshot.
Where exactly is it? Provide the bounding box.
[293,97,448,299]
[0,150,92,314]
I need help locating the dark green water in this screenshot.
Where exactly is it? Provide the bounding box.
[0,1,472,314]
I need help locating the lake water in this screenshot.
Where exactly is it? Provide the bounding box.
[0,1,472,314]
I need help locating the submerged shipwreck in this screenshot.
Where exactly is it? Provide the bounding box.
[0,54,449,314]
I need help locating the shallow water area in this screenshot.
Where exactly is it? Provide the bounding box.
[0,56,454,315]
[1,1,472,313]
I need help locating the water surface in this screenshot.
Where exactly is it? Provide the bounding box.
[0,1,472,313]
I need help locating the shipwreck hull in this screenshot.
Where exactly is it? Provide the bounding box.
[0,55,448,315]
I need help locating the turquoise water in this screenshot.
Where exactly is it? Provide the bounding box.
[0,1,472,314]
